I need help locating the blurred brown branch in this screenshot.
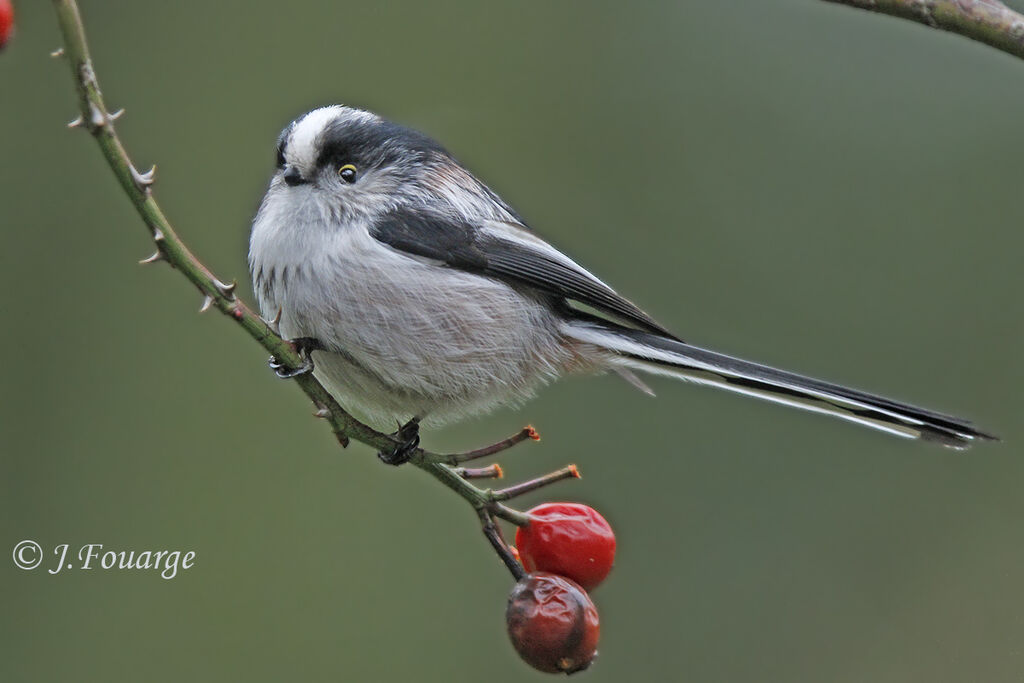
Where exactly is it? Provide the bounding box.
[822,0,1024,60]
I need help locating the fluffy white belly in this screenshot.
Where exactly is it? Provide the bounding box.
[252,222,573,428]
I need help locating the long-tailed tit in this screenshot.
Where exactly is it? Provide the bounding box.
[249,105,995,461]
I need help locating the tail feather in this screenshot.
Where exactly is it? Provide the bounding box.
[565,321,997,449]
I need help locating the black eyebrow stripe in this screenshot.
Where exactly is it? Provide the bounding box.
[275,122,294,169]
[314,118,447,170]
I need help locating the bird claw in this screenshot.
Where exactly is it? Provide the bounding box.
[378,418,421,466]
[268,337,322,379]
[268,354,313,379]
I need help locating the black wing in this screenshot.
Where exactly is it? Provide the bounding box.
[370,208,677,338]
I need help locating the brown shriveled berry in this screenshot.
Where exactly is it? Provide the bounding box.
[506,573,599,674]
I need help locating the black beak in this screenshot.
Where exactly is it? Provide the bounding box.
[282,165,308,186]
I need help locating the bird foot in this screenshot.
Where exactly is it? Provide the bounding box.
[269,337,322,379]
[378,418,421,466]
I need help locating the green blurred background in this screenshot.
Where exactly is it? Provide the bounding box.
[2,1,1022,680]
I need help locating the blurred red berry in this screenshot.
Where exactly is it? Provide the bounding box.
[515,503,615,590]
[506,573,599,674]
[0,0,13,50]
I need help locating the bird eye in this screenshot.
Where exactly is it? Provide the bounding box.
[338,164,357,183]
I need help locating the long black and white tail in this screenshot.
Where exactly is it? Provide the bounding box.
[565,321,997,449]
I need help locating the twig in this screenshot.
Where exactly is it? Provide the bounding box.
[479,509,526,580]
[50,0,568,579]
[438,426,541,465]
[821,0,1024,61]
[491,465,581,501]
[454,464,505,480]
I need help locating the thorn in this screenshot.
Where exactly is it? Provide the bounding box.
[214,279,237,299]
[199,295,215,313]
[152,227,165,242]
[139,251,164,265]
[130,164,157,192]
[313,406,331,419]
[50,47,65,58]
[88,102,105,128]
[67,115,84,129]
[260,307,283,334]
[108,108,125,122]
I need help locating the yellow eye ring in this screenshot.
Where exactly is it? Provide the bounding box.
[338,164,357,183]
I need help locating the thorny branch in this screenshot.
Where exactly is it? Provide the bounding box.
[50,0,581,577]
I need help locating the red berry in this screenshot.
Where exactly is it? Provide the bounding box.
[0,0,13,51]
[515,503,615,590]
[506,573,599,674]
